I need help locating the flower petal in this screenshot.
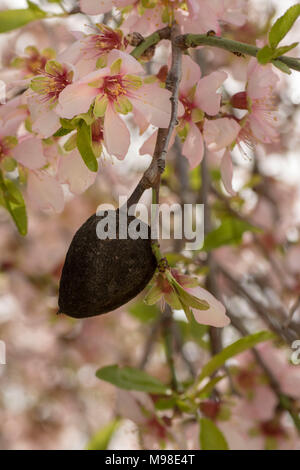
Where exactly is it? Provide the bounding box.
[187,285,230,327]
[220,150,236,196]
[13,137,46,170]
[180,55,201,96]
[203,117,241,151]
[57,81,98,119]
[131,84,172,128]
[107,49,144,75]
[58,149,97,195]
[80,0,114,14]
[182,122,204,168]
[27,171,64,213]
[104,104,130,159]
[195,70,227,115]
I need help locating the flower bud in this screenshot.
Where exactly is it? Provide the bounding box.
[231,91,248,110]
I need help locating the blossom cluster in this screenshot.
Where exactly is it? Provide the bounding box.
[0,9,278,213]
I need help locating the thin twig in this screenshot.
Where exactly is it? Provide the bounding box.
[131,26,171,59]
[176,34,300,72]
[139,317,162,369]
[126,23,182,208]
[219,265,296,344]
[225,306,300,434]
[162,304,179,392]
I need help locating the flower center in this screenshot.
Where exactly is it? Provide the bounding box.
[83,25,126,59]
[102,75,127,101]
[180,95,195,122]
[31,61,73,105]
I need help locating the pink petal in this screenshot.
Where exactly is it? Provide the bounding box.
[203,117,241,151]
[194,70,227,115]
[220,150,236,196]
[182,122,204,168]
[131,84,172,128]
[80,0,114,14]
[139,131,157,156]
[27,95,60,138]
[139,129,176,156]
[58,149,97,195]
[132,107,150,134]
[104,104,130,159]
[107,49,144,75]
[247,59,279,101]
[13,137,46,170]
[187,285,230,327]
[27,171,64,213]
[248,113,278,144]
[180,55,201,96]
[57,81,99,119]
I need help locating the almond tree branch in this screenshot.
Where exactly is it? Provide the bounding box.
[225,306,300,434]
[218,264,297,344]
[126,24,182,208]
[130,26,171,59]
[175,34,300,72]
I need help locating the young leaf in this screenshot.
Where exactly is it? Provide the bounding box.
[196,376,226,399]
[76,121,98,172]
[86,419,120,450]
[96,364,170,394]
[0,6,47,33]
[272,59,292,75]
[202,217,260,251]
[53,127,73,137]
[272,42,299,59]
[199,418,229,450]
[269,4,300,49]
[0,173,27,236]
[257,45,274,64]
[197,330,275,382]
[167,273,209,311]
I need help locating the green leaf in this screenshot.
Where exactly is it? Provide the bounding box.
[272,59,292,75]
[53,127,73,137]
[167,273,209,311]
[197,331,275,382]
[129,300,159,323]
[269,4,300,49]
[257,45,275,64]
[196,376,226,399]
[272,42,299,58]
[86,419,120,450]
[199,418,229,450]
[0,6,47,33]
[0,173,27,235]
[202,217,260,251]
[76,121,98,172]
[96,365,170,394]
[155,397,177,410]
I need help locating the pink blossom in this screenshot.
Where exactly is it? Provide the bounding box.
[232,59,279,150]
[59,24,127,79]
[58,50,172,159]
[177,55,228,168]
[27,60,74,138]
